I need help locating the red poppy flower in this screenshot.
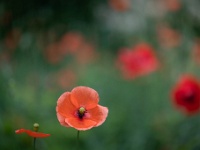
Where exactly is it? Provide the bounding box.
[172,75,200,115]
[58,32,84,55]
[15,129,50,138]
[56,69,77,89]
[44,42,66,64]
[162,0,181,12]
[74,42,98,64]
[56,86,108,131]
[192,38,200,64]
[109,0,130,12]
[4,28,21,50]
[117,43,159,79]
[157,24,181,49]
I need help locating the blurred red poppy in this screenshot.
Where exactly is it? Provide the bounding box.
[162,0,181,12]
[117,43,159,79]
[192,38,200,64]
[172,75,200,115]
[0,11,12,26]
[109,0,130,12]
[74,42,98,64]
[4,28,21,50]
[56,69,77,89]
[56,86,108,131]
[58,32,84,55]
[157,24,181,49]
[43,42,64,64]
[15,129,50,138]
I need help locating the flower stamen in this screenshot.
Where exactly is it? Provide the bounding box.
[78,107,86,119]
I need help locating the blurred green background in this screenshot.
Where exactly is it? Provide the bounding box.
[1,0,200,149]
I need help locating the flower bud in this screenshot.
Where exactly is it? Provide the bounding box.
[33,123,39,132]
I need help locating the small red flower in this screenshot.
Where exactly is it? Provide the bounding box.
[56,86,108,131]
[117,43,159,79]
[109,0,131,12]
[74,42,98,64]
[58,32,84,55]
[56,69,77,89]
[4,28,21,50]
[44,42,64,64]
[157,24,181,49]
[15,123,50,138]
[172,75,200,115]
[15,129,50,138]
[162,0,181,12]
[192,38,200,64]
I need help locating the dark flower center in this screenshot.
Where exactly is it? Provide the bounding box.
[184,91,196,103]
[78,107,86,119]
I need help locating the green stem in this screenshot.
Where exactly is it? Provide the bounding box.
[76,130,80,150]
[33,137,36,150]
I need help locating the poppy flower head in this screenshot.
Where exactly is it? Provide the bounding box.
[58,32,84,55]
[15,123,50,138]
[74,42,98,65]
[56,69,77,89]
[109,0,131,12]
[156,24,181,49]
[192,38,200,64]
[162,0,181,12]
[44,42,64,64]
[4,28,21,51]
[117,43,159,79]
[56,86,108,131]
[172,75,200,115]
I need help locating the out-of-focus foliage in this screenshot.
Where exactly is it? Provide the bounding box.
[1,0,200,150]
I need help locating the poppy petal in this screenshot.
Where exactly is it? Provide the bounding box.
[70,86,99,109]
[87,105,109,127]
[57,113,70,127]
[15,129,50,138]
[65,118,97,131]
[56,92,77,118]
